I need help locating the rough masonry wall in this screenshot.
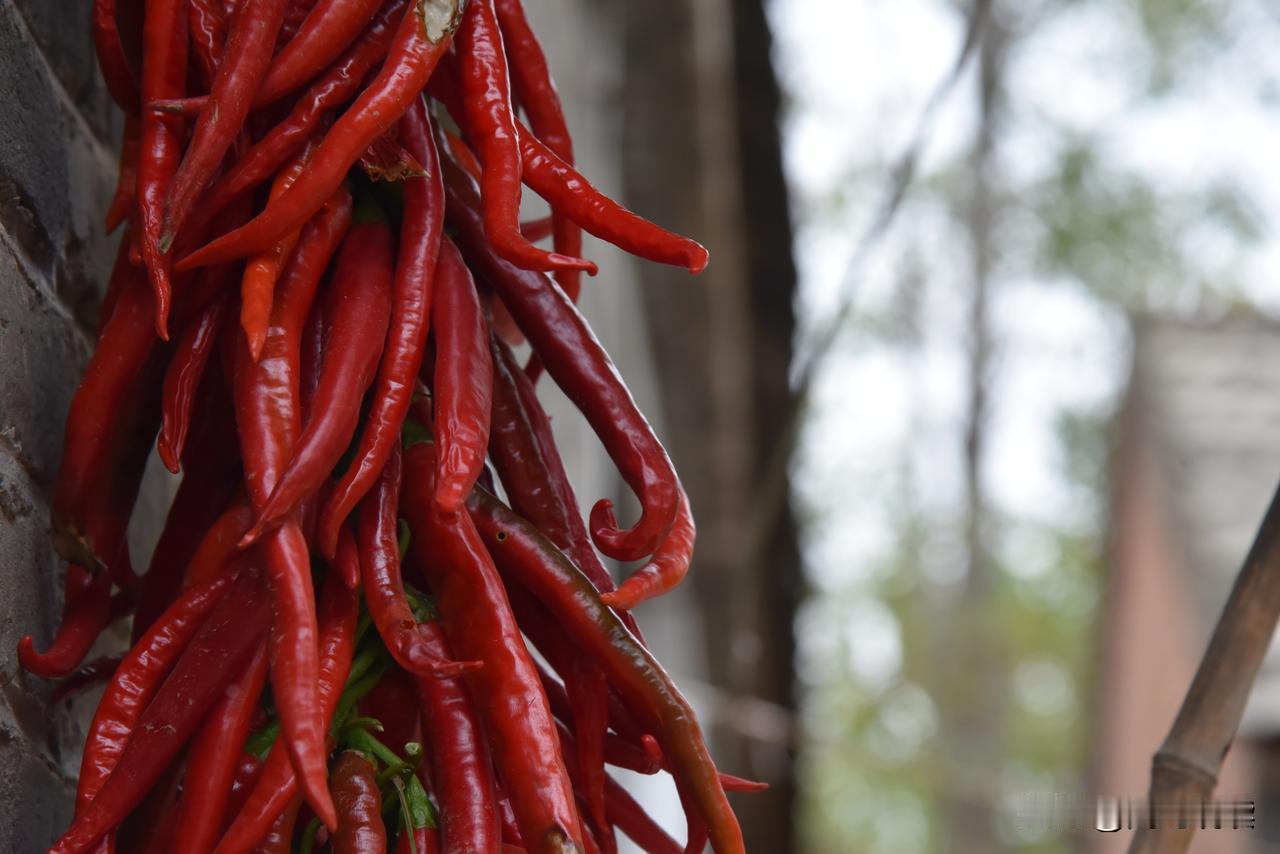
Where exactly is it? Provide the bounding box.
[0,0,121,848]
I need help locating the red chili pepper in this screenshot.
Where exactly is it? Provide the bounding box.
[466,490,743,854]
[210,571,358,854]
[105,116,141,234]
[171,638,271,854]
[431,237,493,512]
[395,823,442,854]
[599,487,694,611]
[181,501,254,588]
[189,0,229,85]
[75,575,233,818]
[241,216,395,543]
[517,128,708,273]
[402,442,584,853]
[357,667,422,754]
[50,567,270,854]
[255,795,303,854]
[410,620,503,854]
[93,0,141,112]
[316,95,443,559]
[441,157,680,561]
[17,566,112,678]
[157,294,228,472]
[240,144,314,360]
[331,751,387,854]
[335,521,362,590]
[456,0,593,276]
[359,443,478,677]
[161,0,290,248]
[497,794,524,847]
[252,0,383,107]
[168,0,406,233]
[225,752,266,824]
[491,0,583,301]
[603,775,681,854]
[178,2,464,271]
[136,0,187,339]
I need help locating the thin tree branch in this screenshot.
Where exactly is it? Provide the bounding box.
[1128,477,1280,853]
[739,0,992,563]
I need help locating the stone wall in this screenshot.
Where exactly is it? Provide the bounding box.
[0,1,121,849]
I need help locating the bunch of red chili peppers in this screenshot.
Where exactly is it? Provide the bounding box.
[20,0,754,852]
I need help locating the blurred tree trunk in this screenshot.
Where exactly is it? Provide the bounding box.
[934,6,1009,852]
[618,0,801,849]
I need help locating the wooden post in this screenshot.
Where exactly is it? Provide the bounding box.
[1128,479,1280,852]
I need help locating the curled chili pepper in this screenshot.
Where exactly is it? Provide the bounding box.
[17,566,113,679]
[600,486,695,611]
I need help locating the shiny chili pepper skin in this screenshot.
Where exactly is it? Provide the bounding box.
[50,567,270,854]
[162,0,290,247]
[316,95,443,558]
[178,2,464,270]
[93,0,140,112]
[188,0,229,85]
[137,0,187,339]
[172,638,271,854]
[253,0,383,107]
[410,620,503,854]
[456,0,592,276]
[178,0,406,231]
[360,444,476,677]
[75,574,233,819]
[600,487,694,611]
[396,824,443,854]
[242,218,395,543]
[402,442,584,854]
[466,491,743,854]
[255,795,303,854]
[431,237,493,512]
[17,567,112,679]
[491,0,583,300]
[441,157,680,562]
[517,128,708,274]
[157,294,228,472]
[211,572,358,854]
[331,751,387,854]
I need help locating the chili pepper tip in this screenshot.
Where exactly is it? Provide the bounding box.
[548,252,598,276]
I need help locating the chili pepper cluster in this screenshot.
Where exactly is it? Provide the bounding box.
[20,0,752,852]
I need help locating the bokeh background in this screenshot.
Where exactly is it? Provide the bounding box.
[519,0,1280,851]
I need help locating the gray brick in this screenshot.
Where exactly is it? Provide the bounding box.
[0,239,91,491]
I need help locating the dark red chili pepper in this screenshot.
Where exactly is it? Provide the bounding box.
[122,758,185,854]
[466,490,743,854]
[169,0,405,233]
[396,823,442,854]
[604,775,681,854]
[357,667,422,755]
[255,795,303,854]
[497,794,524,847]
[402,442,584,853]
[50,566,270,854]
[189,0,229,85]
[242,216,395,543]
[491,0,583,301]
[456,0,593,276]
[316,95,443,559]
[182,501,254,588]
[106,116,141,234]
[17,566,112,678]
[410,619,503,854]
[252,0,383,107]
[211,572,358,854]
[335,521,362,590]
[157,294,228,472]
[161,0,290,248]
[431,237,493,512]
[331,751,386,854]
[178,2,464,270]
[93,0,140,112]
[75,574,233,817]
[136,0,187,339]
[172,638,271,854]
[441,156,680,562]
[600,487,694,611]
[225,751,266,824]
[359,443,477,677]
